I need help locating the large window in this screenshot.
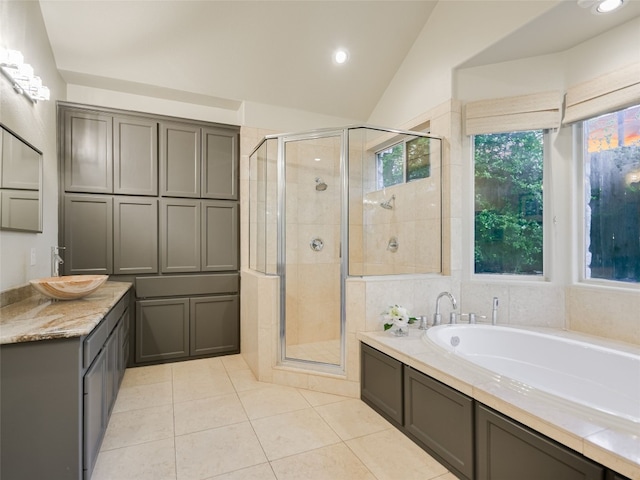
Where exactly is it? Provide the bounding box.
[582,104,640,284]
[376,136,431,189]
[473,130,544,275]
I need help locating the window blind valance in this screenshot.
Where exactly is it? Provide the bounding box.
[464,91,562,136]
[563,62,640,124]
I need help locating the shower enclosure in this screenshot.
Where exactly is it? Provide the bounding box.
[249,126,442,374]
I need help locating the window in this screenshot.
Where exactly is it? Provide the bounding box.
[376,137,430,189]
[473,130,544,275]
[582,104,640,284]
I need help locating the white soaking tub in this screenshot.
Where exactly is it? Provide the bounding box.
[425,324,640,425]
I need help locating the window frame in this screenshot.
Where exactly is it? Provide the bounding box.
[375,135,431,190]
[471,129,552,282]
[574,111,640,288]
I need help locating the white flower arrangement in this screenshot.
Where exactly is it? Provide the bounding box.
[381,304,416,331]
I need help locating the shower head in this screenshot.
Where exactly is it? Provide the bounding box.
[315,177,328,191]
[380,194,395,210]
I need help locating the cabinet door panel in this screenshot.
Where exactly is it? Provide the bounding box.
[64,110,112,193]
[190,295,239,356]
[360,343,403,428]
[476,404,604,480]
[64,194,113,275]
[404,366,473,480]
[160,122,200,197]
[136,298,189,362]
[160,198,201,273]
[83,348,107,479]
[202,128,238,200]
[114,116,158,195]
[114,197,158,274]
[202,201,238,271]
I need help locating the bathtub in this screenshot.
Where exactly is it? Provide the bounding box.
[424,324,640,425]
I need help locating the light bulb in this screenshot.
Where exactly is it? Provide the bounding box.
[596,0,623,13]
[334,49,349,65]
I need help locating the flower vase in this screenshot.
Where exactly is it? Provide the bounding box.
[392,317,409,337]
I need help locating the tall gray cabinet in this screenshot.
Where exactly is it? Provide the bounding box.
[59,103,240,366]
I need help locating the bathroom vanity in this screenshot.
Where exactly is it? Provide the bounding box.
[0,282,131,480]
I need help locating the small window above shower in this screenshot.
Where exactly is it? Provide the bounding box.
[376,136,432,189]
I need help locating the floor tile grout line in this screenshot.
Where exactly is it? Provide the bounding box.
[102,357,449,480]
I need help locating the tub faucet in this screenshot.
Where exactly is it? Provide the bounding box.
[491,297,499,325]
[51,246,65,277]
[433,291,457,327]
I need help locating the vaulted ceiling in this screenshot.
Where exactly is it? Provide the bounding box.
[39,0,640,122]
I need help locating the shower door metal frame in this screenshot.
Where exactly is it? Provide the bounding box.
[277,128,348,374]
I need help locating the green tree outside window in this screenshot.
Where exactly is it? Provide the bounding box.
[474,130,544,275]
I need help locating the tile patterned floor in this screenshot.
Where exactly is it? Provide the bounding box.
[92,354,457,480]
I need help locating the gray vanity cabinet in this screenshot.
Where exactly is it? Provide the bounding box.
[64,194,113,275]
[113,115,158,196]
[63,109,113,194]
[475,404,604,480]
[360,343,404,428]
[113,196,158,274]
[202,127,238,200]
[160,121,201,198]
[136,298,190,362]
[202,201,239,271]
[404,366,474,480]
[190,295,240,356]
[0,289,130,480]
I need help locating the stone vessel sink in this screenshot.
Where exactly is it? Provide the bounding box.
[30,275,109,300]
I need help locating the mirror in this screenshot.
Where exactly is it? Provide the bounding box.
[0,125,43,233]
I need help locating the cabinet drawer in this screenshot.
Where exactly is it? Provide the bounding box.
[83,319,108,369]
[135,273,238,298]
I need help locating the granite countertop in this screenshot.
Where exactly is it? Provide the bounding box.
[0,281,132,345]
[358,328,640,480]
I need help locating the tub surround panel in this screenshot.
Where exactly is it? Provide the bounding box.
[567,285,640,346]
[0,281,131,344]
[358,329,640,479]
[460,282,565,329]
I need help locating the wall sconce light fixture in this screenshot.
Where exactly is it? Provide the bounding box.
[0,48,50,102]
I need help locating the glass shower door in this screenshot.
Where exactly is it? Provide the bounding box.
[281,133,343,367]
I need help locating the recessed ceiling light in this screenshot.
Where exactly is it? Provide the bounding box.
[333,49,349,65]
[596,0,623,12]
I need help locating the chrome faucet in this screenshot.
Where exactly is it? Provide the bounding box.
[491,297,499,325]
[432,291,457,326]
[51,246,65,277]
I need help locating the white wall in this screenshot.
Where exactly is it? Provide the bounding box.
[65,86,357,134]
[0,0,66,290]
[367,0,559,128]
